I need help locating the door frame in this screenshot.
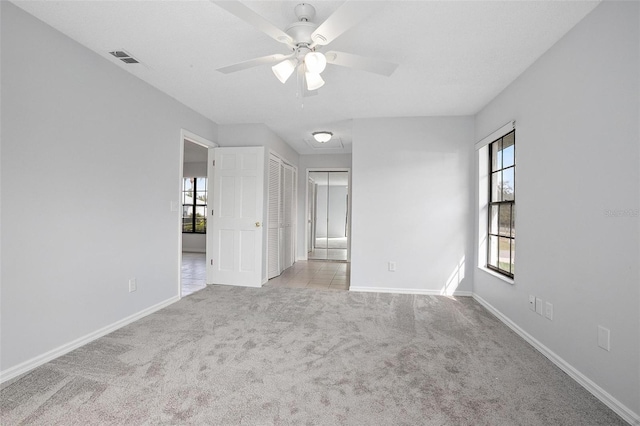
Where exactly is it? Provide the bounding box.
[178,129,217,298]
[305,168,351,261]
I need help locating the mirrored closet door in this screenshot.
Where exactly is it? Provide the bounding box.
[307,171,349,261]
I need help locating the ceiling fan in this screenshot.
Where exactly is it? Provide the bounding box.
[212,1,398,96]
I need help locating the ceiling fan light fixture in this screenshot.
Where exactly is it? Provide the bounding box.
[272,59,297,84]
[312,131,333,143]
[304,51,327,74]
[305,71,325,90]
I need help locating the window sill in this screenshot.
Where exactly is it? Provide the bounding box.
[478,266,515,285]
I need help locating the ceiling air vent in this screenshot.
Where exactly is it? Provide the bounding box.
[108,50,139,64]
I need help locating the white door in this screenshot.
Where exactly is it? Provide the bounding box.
[283,164,294,268]
[267,155,281,279]
[210,146,265,287]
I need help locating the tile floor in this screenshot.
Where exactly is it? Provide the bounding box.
[181,252,350,296]
[181,252,206,297]
[264,260,350,291]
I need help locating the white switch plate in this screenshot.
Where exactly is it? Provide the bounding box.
[129,278,137,293]
[388,261,396,272]
[545,302,553,320]
[535,298,543,315]
[528,295,536,311]
[597,326,610,351]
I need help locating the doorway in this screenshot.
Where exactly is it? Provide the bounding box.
[307,170,350,261]
[179,130,216,297]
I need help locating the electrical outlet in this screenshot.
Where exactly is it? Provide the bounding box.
[535,298,543,315]
[528,295,536,311]
[597,326,610,351]
[388,261,396,272]
[545,302,553,320]
[129,278,137,293]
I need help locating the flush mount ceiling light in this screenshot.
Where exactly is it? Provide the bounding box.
[312,131,333,143]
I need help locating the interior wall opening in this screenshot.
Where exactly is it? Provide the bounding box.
[180,133,216,297]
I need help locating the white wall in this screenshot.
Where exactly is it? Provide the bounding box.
[473,1,639,419]
[296,154,352,260]
[0,3,217,373]
[351,117,474,295]
[182,162,207,252]
[218,123,299,167]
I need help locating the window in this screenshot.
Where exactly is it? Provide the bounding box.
[487,131,515,277]
[182,177,207,233]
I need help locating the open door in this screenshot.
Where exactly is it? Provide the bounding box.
[208,146,265,287]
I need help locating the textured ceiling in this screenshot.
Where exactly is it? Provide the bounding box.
[12,0,600,154]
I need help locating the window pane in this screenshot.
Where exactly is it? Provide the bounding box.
[491,140,502,170]
[183,178,194,192]
[491,171,502,202]
[511,206,516,238]
[499,237,511,273]
[502,167,514,201]
[196,191,207,204]
[502,132,515,167]
[183,205,194,233]
[195,206,207,233]
[184,192,194,205]
[195,217,206,233]
[196,178,207,191]
[510,238,516,275]
[489,204,499,235]
[488,236,499,268]
[499,204,511,237]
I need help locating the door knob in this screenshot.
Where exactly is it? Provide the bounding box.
[255,222,261,227]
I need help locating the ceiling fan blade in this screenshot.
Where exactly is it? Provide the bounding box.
[325,51,398,77]
[311,1,384,46]
[211,0,293,46]
[217,53,291,74]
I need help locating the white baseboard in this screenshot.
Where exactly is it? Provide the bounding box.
[0,295,180,385]
[349,286,472,297]
[473,293,640,426]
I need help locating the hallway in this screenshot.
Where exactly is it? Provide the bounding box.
[264,260,350,291]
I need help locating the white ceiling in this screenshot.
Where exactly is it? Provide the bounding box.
[12,0,599,155]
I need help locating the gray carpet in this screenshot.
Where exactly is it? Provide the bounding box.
[1,286,626,425]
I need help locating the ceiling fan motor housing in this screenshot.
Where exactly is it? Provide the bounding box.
[294,3,316,22]
[286,21,316,47]
[284,3,319,48]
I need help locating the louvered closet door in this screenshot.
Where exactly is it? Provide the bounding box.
[267,156,281,279]
[283,165,294,269]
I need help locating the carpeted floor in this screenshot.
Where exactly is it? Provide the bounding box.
[1,286,626,425]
